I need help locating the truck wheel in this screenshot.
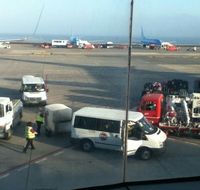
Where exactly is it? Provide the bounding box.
[5,129,12,140]
[81,140,94,152]
[138,147,152,160]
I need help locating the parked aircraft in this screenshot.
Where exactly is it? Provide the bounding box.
[141,28,162,47]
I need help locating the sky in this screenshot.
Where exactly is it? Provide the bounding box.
[0,0,200,39]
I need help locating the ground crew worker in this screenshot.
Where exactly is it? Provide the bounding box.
[23,121,37,153]
[35,112,44,136]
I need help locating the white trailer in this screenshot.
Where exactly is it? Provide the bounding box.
[51,40,68,48]
[44,104,72,136]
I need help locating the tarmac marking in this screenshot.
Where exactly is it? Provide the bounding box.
[182,141,200,147]
[0,173,10,180]
[53,150,64,156]
[35,157,47,164]
[169,137,200,147]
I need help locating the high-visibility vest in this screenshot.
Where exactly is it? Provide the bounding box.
[25,126,36,139]
[36,114,44,123]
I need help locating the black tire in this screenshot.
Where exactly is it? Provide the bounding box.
[41,101,47,106]
[5,129,12,140]
[20,111,23,118]
[138,147,152,160]
[81,140,94,152]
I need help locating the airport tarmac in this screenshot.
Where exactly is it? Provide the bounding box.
[0,44,200,190]
[0,43,200,126]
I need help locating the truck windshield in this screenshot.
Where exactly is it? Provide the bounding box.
[0,104,4,117]
[23,84,45,92]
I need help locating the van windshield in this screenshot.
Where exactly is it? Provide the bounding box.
[137,117,157,135]
[127,117,157,136]
[23,84,45,92]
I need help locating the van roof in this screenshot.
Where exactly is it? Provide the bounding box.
[22,75,44,84]
[0,97,10,104]
[74,107,143,121]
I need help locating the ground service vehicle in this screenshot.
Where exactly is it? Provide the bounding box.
[0,97,23,139]
[70,107,167,160]
[138,80,200,137]
[44,104,72,136]
[138,93,164,126]
[0,42,11,49]
[105,41,114,48]
[20,75,48,105]
[166,45,177,51]
[51,40,68,48]
[41,42,51,48]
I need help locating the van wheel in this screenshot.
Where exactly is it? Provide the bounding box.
[20,111,23,118]
[42,101,47,106]
[138,147,152,160]
[81,140,94,152]
[5,129,12,140]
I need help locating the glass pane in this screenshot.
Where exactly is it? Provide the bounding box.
[0,1,200,190]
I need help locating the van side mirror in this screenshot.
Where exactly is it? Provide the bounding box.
[9,105,12,111]
[6,105,12,112]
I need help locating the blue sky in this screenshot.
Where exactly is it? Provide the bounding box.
[0,0,200,38]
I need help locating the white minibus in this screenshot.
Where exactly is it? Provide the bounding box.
[70,107,167,160]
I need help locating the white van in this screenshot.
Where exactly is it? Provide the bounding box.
[21,75,48,105]
[70,107,167,160]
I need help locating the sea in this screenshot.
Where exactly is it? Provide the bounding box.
[0,33,200,45]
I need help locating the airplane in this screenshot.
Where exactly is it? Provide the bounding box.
[141,27,162,47]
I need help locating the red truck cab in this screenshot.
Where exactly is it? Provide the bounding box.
[138,93,164,126]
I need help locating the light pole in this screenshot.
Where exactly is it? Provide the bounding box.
[123,0,134,183]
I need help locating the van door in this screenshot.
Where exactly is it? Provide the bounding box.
[94,119,122,151]
[126,121,143,156]
[73,116,122,151]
